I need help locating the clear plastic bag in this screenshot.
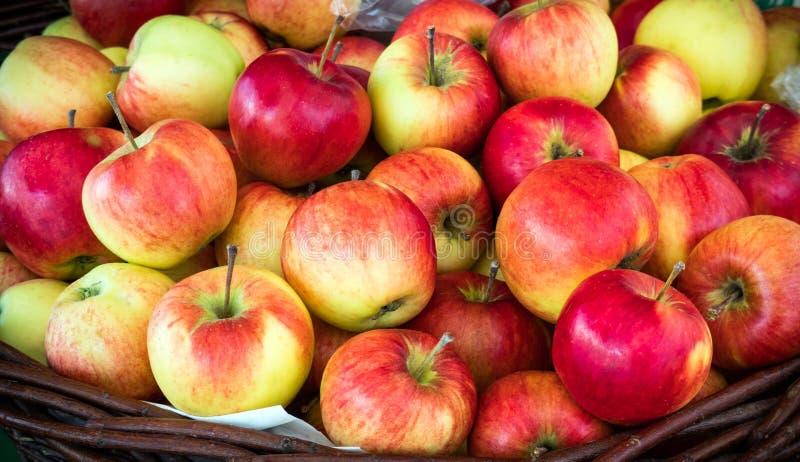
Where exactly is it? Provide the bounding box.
[336,0,497,32]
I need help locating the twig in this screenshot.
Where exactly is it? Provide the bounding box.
[666,420,758,462]
[0,379,111,421]
[748,375,800,445]
[736,410,800,462]
[0,340,47,370]
[674,398,778,437]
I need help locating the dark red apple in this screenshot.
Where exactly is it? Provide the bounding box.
[70,0,187,47]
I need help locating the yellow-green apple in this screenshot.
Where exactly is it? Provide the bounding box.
[281,180,437,332]
[634,0,768,103]
[628,154,751,281]
[471,237,505,281]
[753,7,800,104]
[246,0,361,50]
[619,148,649,170]
[228,47,371,188]
[303,315,356,393]
[0,128,125,280]
[215,182,305,277]
[553,267,713,426]
[597,45,702,158]
[312,35,386,71]
[495,158,658,323]
[482,96,620,209]
[320,329,476,455]
[42,15,103,48]
[158,245,218,283]
[209,129,259,188]
[147,262,314,416]
[188,0,250,19]
[82,118,237,270]
[116,15,245,132]
[0,36,117,143]
[0,278,68,365]
[366,147,493,273]
[487,0,617,106]
[675,101,800,223]
[70,0,187,47]
[677,215,800,370]
[100,46,129,66]
[190,11,269,65]
[368,29,502,157]
[610,0,662,50]
[690,366,727,403]
[0,252,37,293]
[468,370,613,458]
[45,262,174,399]
[405,270,552,392]
[392,0,499,57]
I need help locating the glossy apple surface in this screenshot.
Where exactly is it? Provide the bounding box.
[70,0,186,47]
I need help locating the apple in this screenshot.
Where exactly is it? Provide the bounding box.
[45,262,174,399]
[320,329,476,455]
[0,127,126,280]
[596,44,702,158]
[187,0,250,19]
[368,28,501,157]
[482,96,620,209]
[148,253,314,416]
[312,35,386,71]
[246,0,361,50]
[628,154,751,281]
[486,0,617,106]
[392,0,499,57]
[82,118,237,270]
[100,46,129,66]
[190,11,269,65]
[553,266,713,426]
[509,0,611,13]
[0,252,37,293]
[158,245,218,283]
[675,101,800,223]
[495,157,658,323]
[303,315,356,393]
[115,15,245,133]
[677,215,800,370]
[229,46,372,188]
[610,0,662,50]
[690,366,727,403]
[0,36,117,144]
[281,179,437,332]
[214,182,305,277]
[314,134,388,188]
[42,15,103,49]
[634,0,768,103]
[405,270,552,392]
[468,370,614,458]
[471,236,505,282]
[366,147,494,273]
[70,0,187,47]
[753,7,800,105]
[0,278,68,365]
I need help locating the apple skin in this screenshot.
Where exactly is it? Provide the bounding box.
[229,48,371,189]
[190,11,269,65]
[70,0,186,47]
[553,268,713,426]
[619,148,649,170]
[404,271,552,392]
[209,129,260,188]
[468,370,614,458]
[82,119,237,270]
[148,264,314,416]
[100,46,129,66]
[188,0,250,20]
[0,36,117,144]
[281,180,437,332]
[0,278,69,365]
[690,366,727,403]
[46,263,174,400]
[42,15,103,49]
[677,215,800,371]
[674,100,800,223]
[303,315,356,393]
[495,157,658,324]
[610,0,662,50]
[0,128,126,280]
[0,252,38,294]
[312,35,386,72]
[320,328,477,455]
[634,0,767,103]
[368,31,502,157]
[482,96,620,210]
[245,0,360,50]
[628,154,751,281]
[596,44,703,158]
[753,7,800,104]
[366,147,494,273]
[486,0,618,106]
[158,245,218,283]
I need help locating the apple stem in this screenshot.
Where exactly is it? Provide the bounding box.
[706,290,741,322]
[483,261,500,303]
[426,25,437,86]
[67,109,76,129]
[350,169,361,181]
[110,66,130,74]
[331,41,343,64]
[105,91,137,150]
[222,244,238,319]
[531,446,549,459]
[316,15,345,79]
[655,261,685,303]
[460,231,472,241]
[411,332,453,383]
[745,104,771,148]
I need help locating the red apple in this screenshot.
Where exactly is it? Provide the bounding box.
[312,35,386,72]
[468,370,614,458]
[495,157,658,323]
[315,134,388,188]
[190,11,269,65]
[628,154,751,281]
[70,0,186,47]
[229,48,371,188]
[0,127,125,280]
[509,0,610,12]
[553,267,713,426]
[0,252,37,293]
[486,0,618,106]
[405,270,552,392]
[677,215,800,370]
[304,315,356,393]
[209,129,259,188]
[675,101,800,223]
[320,329,477,455]
[610,0,662,50]
[482,96,620,209]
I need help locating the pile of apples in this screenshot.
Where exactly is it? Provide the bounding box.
[0,0,799,457]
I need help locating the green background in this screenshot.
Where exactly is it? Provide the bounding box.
[1,429,20,461]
